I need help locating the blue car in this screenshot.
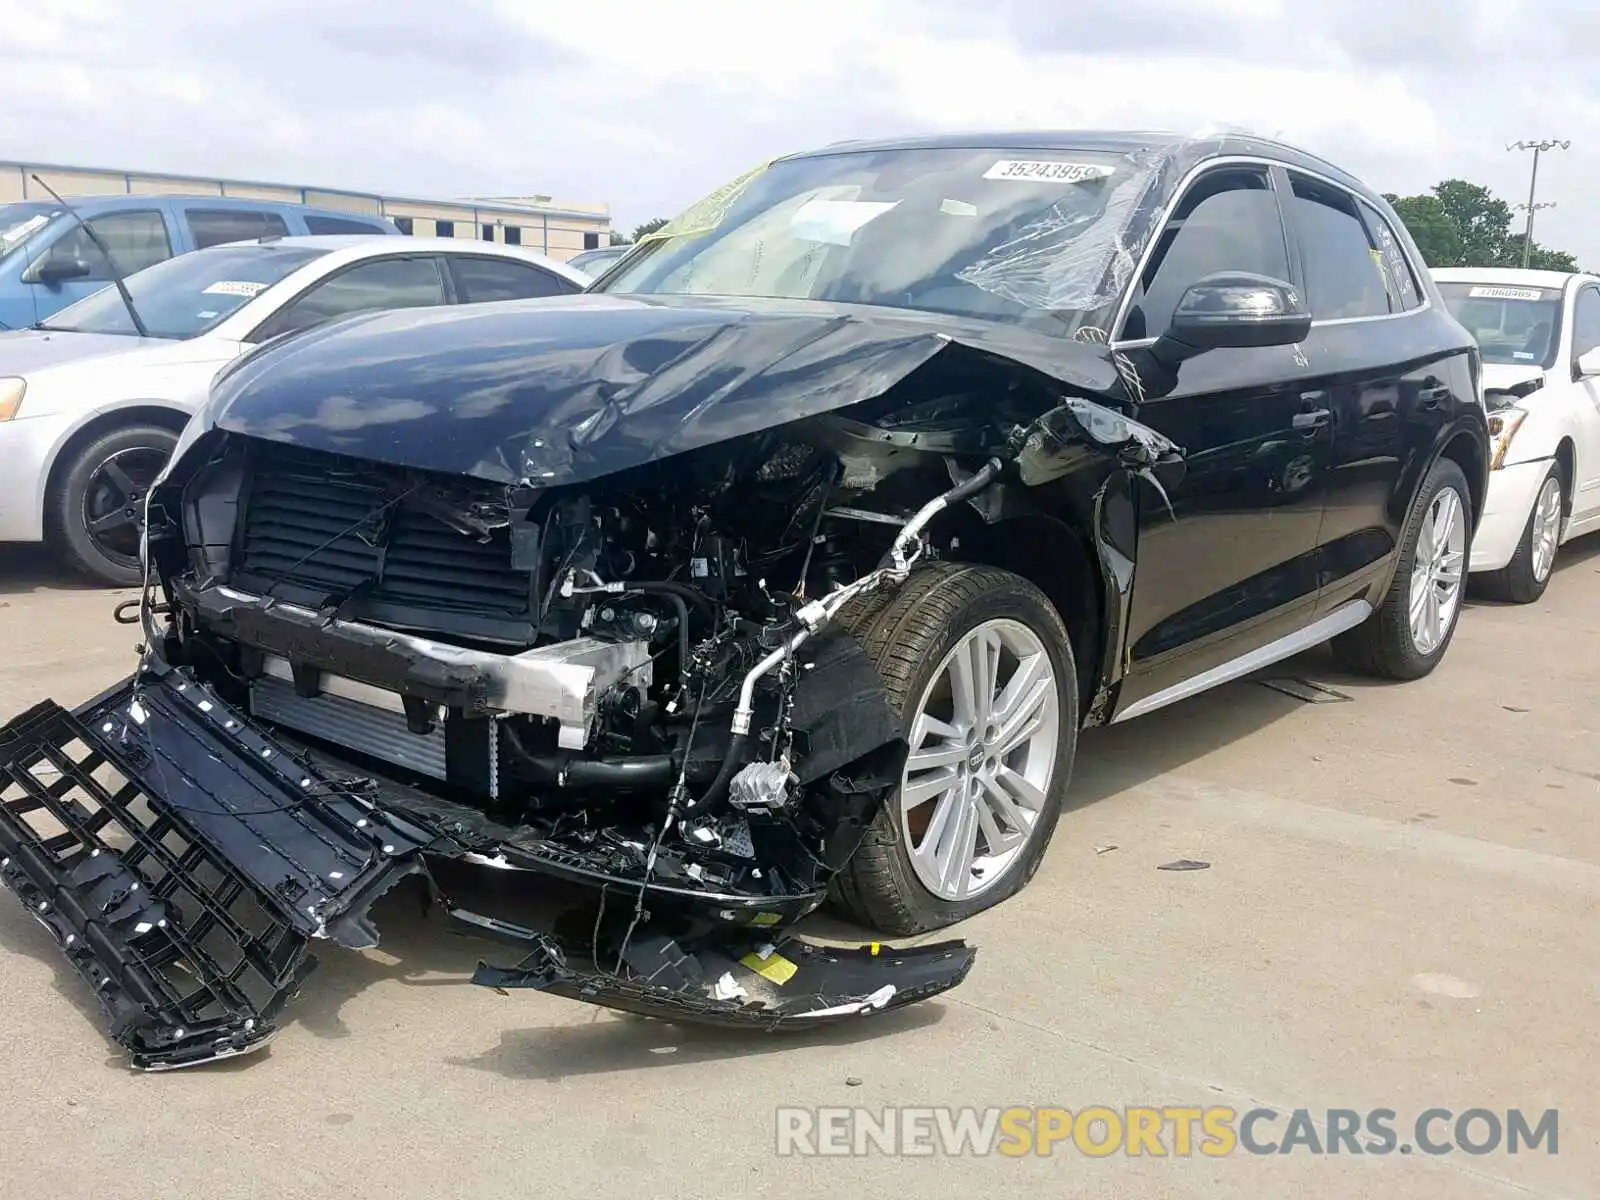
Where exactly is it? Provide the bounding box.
[0,194,398,330]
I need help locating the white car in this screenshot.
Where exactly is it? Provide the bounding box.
[0,236,589,584]
[1434,267,1600,601]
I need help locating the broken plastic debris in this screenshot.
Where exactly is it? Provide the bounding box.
[712,972,748,1002]
[1094,844,1118,855]
[1158,859,1210,872]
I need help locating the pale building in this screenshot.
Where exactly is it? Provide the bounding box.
[0,160,618,262]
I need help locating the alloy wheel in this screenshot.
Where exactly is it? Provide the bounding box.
[1408,485,1466,656]
[80,446,168,571]
[1531,475,1562,583]
[898,617,1061,901]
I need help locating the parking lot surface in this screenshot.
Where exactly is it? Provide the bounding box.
[1,542,1596,1199]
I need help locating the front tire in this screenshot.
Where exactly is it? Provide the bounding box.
[1476,461,1564,604]
[835,564,1078,936]
[46,424,178,587]
[1333,457,1471,680]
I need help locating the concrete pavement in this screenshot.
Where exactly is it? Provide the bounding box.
[0,541,1595,1199]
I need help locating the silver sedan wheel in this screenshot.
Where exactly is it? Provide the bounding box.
[898,618,1061,901]
[1531,475,1563,583]
[1408,485,1467,656]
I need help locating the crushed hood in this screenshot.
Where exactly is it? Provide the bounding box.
[198,293,1122,487]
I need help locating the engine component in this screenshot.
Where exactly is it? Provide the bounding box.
[728,760,796,814]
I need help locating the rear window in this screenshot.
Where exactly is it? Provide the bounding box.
[1438,282,1564,368]
[187,208,291,249]
[304,215,391,236]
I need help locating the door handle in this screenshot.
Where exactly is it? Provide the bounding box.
[1418,385,1449,411]
[1293,407,1332,434]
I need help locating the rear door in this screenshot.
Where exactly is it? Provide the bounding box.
[1278,171,1441,616]
[446,255,583,303]
[1110,162,1327,720]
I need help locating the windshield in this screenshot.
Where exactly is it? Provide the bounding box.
[39,244,328,339]
[1438,281,1564,369]
[0,202,59,261]
[599,146,1158,333]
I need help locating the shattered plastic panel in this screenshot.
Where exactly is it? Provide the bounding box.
[0,697,313,1069]
[458,911,976,1029]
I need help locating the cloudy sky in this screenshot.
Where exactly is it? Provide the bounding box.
[6,0,1598,263]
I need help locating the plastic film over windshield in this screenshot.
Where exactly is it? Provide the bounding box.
[954,150,1164,315]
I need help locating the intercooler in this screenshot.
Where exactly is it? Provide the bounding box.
[248,671,451,782]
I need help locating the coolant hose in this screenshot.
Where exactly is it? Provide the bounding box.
[502,722,676,792]
[680,732,748,818]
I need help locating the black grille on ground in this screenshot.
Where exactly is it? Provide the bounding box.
[234,444,533,618]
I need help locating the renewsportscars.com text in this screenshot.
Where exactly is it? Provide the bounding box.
[775,1106,1560,1158]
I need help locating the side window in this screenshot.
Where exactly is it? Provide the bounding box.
[265,256,447,336]
[187,208,291,249]
[449,257,576,302]
[1358,200,1423,312]
[1123,167,1289,339]
[1286,176,1389,320]
[436,220,456,238]
[504,225,522,246]
[1572,287,1600,362]
[304,215,389,236]
[48,211,172,279]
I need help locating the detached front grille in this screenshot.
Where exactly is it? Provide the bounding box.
[234,444,533,619]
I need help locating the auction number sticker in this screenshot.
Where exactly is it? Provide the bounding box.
[202,280,268,297]
[1468,285,1544,301]
[983,160,1114,183]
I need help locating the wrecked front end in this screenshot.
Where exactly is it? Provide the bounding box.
[0,303,1181,1068]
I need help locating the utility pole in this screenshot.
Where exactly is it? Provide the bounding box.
[1506,139,1570,268]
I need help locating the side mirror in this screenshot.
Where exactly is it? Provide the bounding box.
[1166,271,1312,352]
[25,254,92,286]
[1577,347,1600,378]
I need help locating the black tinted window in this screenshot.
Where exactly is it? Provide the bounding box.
[1127,168,1289,339]
[1288,176,1388,320]
[1574,288,1600,361]
[187,208,291,249]
[1359,200,1422,312]
[51,210,172,279]
[272,256,446,333]
[304,215,389,236]
[450,257,573,302]
[436,220,455,238]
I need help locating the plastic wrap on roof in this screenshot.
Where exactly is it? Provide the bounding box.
[639,160,774,245]
[953,149,1165,315]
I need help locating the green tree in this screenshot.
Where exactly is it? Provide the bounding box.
[632,216,670,241]
[1430,179,1516,266]
[1382,193,1460,267]
[1384,178,1582,271]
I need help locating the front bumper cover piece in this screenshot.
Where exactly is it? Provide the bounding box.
[0,669,974,1068]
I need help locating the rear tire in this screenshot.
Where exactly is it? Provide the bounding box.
[1333,457,1471,680]
[1476,461,1563,604]
[46,423,178,587]
[835,563,1079,936]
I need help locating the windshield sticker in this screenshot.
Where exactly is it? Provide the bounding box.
[201,280,269,298]
[1468,285,1544,301]
[982,160,1114,183]
[1513,351,1537,360]
[789,198,899,246]
[939,198,978,217]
